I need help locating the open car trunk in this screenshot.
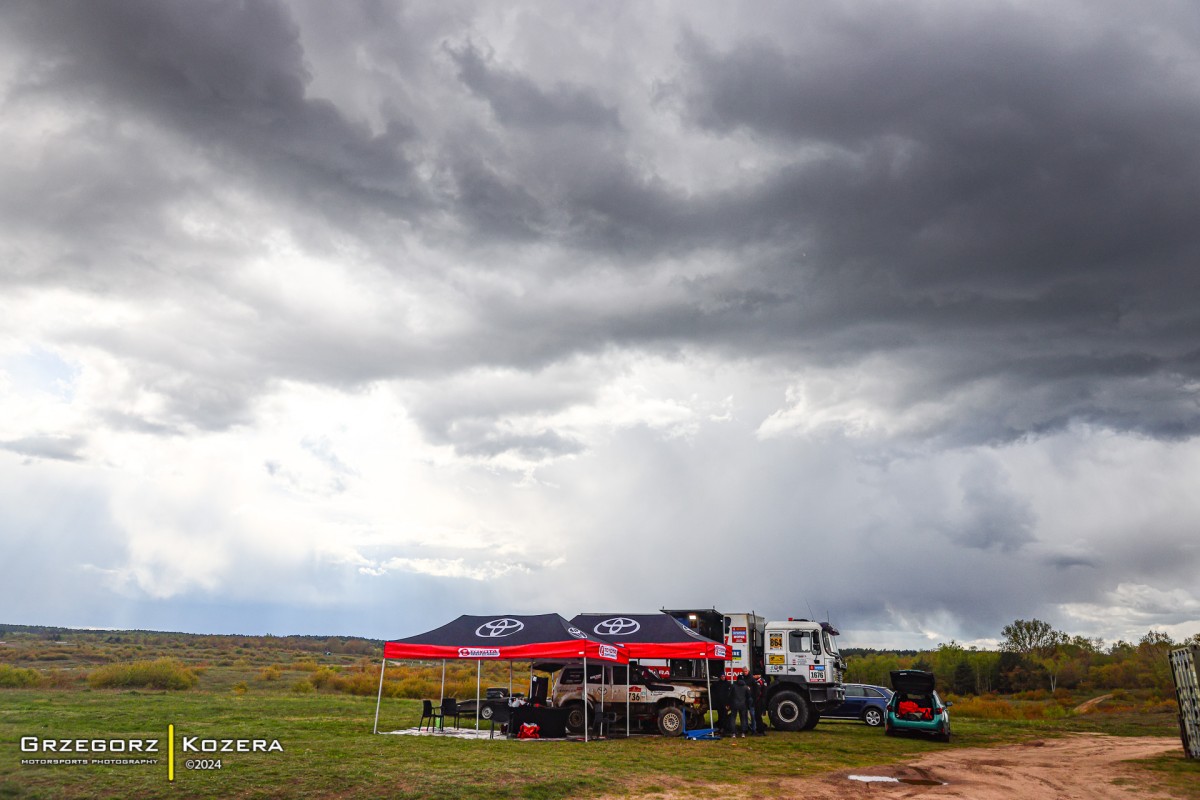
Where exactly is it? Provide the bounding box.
[890,670,936,695]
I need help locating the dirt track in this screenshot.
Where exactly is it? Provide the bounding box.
[627,734,1182,799]
[803,734,1180,799]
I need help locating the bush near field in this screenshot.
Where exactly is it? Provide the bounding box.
[87,658,199,690]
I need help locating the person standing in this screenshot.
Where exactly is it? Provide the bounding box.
[752,674,768,735]
[730,674,752,737]
[711,675,731,735]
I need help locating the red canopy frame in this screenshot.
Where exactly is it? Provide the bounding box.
[375,614,627,741]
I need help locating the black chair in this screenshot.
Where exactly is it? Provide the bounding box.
[529,676,549,705]
[440,697,460,729]
[594,710,619,737]
[418,699,443,732]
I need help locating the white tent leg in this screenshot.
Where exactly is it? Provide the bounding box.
[372,658,387,734]
[439,659,446,703]
[583,656,589,743]
[475,660,482,732]
[705,658,713,729]
[626,664,630,738]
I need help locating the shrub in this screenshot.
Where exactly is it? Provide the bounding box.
[310,668,338,689]
[291,680,315,694]
[258,666,283,682]
[43,669,87,689]
[87,659,198,690]
[232,682,248,695]
[0,664,42,688]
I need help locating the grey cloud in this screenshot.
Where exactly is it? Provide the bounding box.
[0,435,87,462]
[454,428,585,461]
[946,462,1035,552]
[449,41,621,130]
[7,0,425,229]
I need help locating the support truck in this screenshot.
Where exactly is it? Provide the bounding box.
[658,609,846,731]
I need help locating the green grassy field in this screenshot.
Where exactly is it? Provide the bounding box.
[2,627,1197,799]
[2,687,1196,800]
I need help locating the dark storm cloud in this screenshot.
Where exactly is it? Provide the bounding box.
[635,7,1200,443]
[449,42,621,130]
[5,0,424,236]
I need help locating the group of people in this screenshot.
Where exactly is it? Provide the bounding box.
[710,670,767,737]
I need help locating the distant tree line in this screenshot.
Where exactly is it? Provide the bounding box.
[846,619,1200,696]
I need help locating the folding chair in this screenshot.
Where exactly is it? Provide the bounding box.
[419,699,443,732]
[440,697,461,729]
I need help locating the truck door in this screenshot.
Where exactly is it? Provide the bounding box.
[765,629,787,675]
[785,629,823,681]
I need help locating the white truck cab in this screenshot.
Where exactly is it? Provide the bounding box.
[665,609,846,731]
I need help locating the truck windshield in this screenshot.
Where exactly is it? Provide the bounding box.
[823,631,839,655]
[789,631,820,654]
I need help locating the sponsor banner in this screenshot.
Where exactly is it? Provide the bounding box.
[714,645,727,658]
[731,627,747,643]
[598,645,619,660]
[457,648,501,658]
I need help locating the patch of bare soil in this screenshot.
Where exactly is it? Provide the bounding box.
[611,734,1182,800]
[1073,694,1115,713]
[805,735,1180,799]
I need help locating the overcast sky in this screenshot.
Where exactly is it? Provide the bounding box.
[2,1,1199,649]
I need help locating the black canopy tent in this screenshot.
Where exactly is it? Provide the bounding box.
[570,613,729,735]
[378,614,628,740]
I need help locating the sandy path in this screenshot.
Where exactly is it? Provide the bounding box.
[804,734,1181,799]
[616,734,1182,800]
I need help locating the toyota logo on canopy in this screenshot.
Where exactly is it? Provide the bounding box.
[475,618,525,638]
[594,617,640,637]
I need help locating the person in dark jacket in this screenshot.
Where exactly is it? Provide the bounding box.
[752,674,768,735]
[711,676,732,734]
[730,675,752,737]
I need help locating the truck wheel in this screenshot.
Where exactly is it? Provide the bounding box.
[768,691,811,731]
[564,702,586,733]
[862,707,884,727]
[802,712,820,730]
[656,705,685,737]
[481,705,494,720]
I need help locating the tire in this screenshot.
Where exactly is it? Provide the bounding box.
[564,702,586,734]
[802,712,820,730]
[862,707,884,727]
[936,724,951,743]
[656,705,685,737]
[767,691,811,732]
[480,705,494,720]
[884,722,895,737]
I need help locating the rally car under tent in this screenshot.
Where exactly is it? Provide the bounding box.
[376,613,627,741]
[569,612,729,736]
